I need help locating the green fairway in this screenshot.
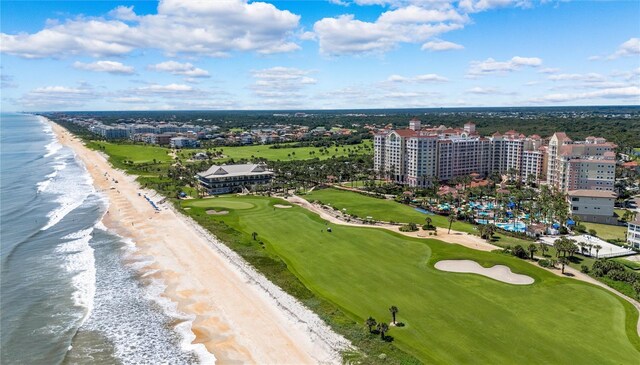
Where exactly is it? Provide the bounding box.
[582,222,627,241]
[183,196,640,364]
[186,199,255,209]
[305,188,476,233]
[179,140,372,162]
[88,141,172,164]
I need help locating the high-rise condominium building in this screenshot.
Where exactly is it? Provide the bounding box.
[546,133,616,192]
[374,120,546,186]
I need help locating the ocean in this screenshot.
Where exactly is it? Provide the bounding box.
[0,114,208,364]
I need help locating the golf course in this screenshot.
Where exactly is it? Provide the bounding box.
[305,188,476,232]
[182,195,640,364]
[179,140,373,161]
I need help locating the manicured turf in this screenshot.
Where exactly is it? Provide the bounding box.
[183,196,640,364]
[88,141,172,164]
[582,222,627,241]
[179,140,372,162]
[186,199,255,209]
[305,188,476,233]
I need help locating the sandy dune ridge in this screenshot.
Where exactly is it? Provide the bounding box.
[49,120,349,365]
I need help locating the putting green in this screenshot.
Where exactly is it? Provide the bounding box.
[184,196,640,364]
[186,199,255,210]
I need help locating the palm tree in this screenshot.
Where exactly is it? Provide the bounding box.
[425,217,433,229]
[365,317,377,333]
[447,213,456,234]
[527,244,538,260]
[553,238,565,258]
[377,322,389,340]
[558,257,568,274]
[594,244,602,259]
[539,242,549,257]
[389,306,399,324]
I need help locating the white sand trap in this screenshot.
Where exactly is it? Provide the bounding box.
[434,260,534,285]
[274,204,292,209]
[206,209,229,215]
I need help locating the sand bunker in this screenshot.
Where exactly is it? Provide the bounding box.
[274,204,292,209]
[434,260,534,285]
[206,209,229,215]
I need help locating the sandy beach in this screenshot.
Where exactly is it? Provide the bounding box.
[49,120,348,364]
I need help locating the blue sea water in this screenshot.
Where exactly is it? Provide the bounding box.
[0,114,202,364]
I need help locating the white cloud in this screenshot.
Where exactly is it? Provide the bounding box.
[467,56,542,76]
[73,60,135,74]
[421,39,464,51]
[19,83,98,109]
[111,96,148,103]
[108,5,138,21]
[548,73,605,82]
[250,67,316,100]
[378,5,467,23]
[137,83,194,93]
[467,86,496,94]
[459,0,531,13]
[1,73,17,88]
[607,37,640,59]
[388,73,448,83]
[0,0,301,58]
[148,61,210,77]
[312,4,467,55]
[533,86,640,103]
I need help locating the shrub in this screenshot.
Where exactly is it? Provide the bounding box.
[588,229,597,236]
[580,265,590,273]
[538,259,551,268]
[512,245,528,259]
[574,224,587,233]
[400,222,418,232]
[422,224,436,231]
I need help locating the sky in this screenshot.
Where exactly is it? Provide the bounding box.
[1,0,639,111]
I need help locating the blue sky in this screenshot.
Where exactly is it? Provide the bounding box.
[1,0,638,111]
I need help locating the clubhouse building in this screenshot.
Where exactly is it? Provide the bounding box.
[197,163,274,195]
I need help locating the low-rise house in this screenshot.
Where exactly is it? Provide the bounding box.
[568,189,617,224]
[627,219,640,249]
[197,163,274,194]
[170,137,199,148]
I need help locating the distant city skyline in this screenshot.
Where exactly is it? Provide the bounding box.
[1,0,639,111]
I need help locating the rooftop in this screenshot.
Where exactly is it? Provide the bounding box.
[198,163,273,179]
[567,189,616,198]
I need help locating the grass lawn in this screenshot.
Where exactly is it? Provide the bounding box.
[581,222,627,241]
[305,188,476,233]
[88,141,172,165]
[178,140,372,162]
[339,180,386,189]
[183,196,639,364]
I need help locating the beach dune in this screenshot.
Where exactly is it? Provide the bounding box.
[50,121,347,364]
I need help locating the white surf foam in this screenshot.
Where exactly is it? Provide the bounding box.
[56,228,96,324]
[142,277,217,365]
[37,159,67,193]
[40,150,95,231]
[44,140,63,158]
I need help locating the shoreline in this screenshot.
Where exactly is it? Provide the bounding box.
[48,119,348,364]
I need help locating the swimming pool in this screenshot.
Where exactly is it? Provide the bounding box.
[476,219,527,232]
[415,207,435,215]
